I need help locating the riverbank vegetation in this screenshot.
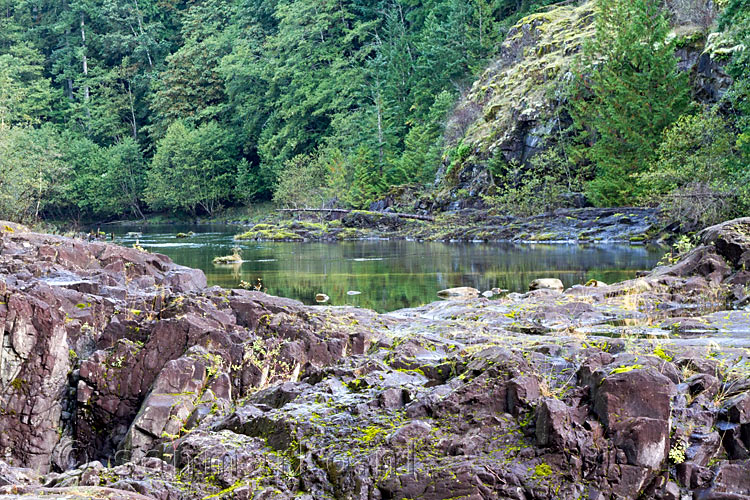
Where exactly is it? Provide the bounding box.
[0,0,748,230]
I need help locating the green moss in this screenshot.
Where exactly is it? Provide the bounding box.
[395,367,426,376]
[671,26,706,49]
[9,378,25,392]
[235,229,303,241]
[609,364,643,375]
[288,220,326,231]
[335,228,362,240]
[529,232,558,241]
[653,346,672,362]
[359,425,386,444]
[533,463,553,479]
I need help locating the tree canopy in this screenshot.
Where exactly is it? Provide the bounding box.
[0,0,748,225]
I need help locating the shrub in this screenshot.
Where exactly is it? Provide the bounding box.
[273,152,328,209]
[640,108,741,230]
[483,147,586,216]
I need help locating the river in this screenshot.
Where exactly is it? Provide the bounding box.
[106,224,665,313]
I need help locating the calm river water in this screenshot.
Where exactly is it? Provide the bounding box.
[108,224,665,313]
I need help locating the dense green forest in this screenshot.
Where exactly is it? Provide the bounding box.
[0,0,749,225]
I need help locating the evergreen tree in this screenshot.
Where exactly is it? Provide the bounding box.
[396,90,455,185]
[719,0,750,159]
[348,147,386,208]
[569,0,689,206]
[0,44,57,127]
[254,0,377,184]
[148,0,235,140]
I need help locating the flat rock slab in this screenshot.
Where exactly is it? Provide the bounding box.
[437,287,480,299]
[0,486,156,499]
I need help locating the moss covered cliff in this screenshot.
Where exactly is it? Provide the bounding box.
[436,0,732,209]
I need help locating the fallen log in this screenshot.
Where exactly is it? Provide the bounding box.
[276,208,434,222]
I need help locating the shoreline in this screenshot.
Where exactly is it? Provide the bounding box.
[2,218,747,499]
[92,206,671,245]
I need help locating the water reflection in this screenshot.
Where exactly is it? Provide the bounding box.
[109,224,665,313]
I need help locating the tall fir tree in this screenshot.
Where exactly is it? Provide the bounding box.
[348,147,387,208]
[569,0,689,206]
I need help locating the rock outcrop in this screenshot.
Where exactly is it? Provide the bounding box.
[241,206,663,243]
[436,0,733,207]
[0,221,378,475]
[2,218,750,499]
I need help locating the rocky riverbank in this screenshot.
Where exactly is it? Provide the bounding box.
[234,207,666,244]
[1,218,750,499]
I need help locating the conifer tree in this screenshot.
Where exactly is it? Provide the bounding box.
[569,0,689,205]
[348,148,386,208]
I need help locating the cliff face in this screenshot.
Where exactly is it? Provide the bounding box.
[435,0,732,209]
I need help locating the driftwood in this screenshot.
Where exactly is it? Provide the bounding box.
[276,208,434,222]
[668,193,735,199]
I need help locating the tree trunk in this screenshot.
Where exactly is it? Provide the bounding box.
[132,0,154,68]
[80,13,91,121]
[127,81,137,139]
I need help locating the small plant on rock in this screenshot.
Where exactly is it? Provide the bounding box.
[659,234,696,266]
[213,247,243,264]
[669,440,687,464]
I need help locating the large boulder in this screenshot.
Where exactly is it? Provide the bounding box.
[590,365,675,469]
[529,278,564,292]
[699,217,750,268]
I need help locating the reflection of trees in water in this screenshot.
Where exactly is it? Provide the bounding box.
[208,241,662,312]
[110,226,664,313]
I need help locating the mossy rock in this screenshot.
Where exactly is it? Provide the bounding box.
[439,1,595,192]
[334,228,363,240]
[528,232,558,241]
[235,228,304,241]
[288,220,326,231]
[250,223,276,231]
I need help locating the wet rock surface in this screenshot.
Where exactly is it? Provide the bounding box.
[1,218,750,499]
[237,207,664,244]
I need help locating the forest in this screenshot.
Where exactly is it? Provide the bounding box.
[0,0,749,227]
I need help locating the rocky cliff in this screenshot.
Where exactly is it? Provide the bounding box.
[2,219,750,499]
[435,0,733,208]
